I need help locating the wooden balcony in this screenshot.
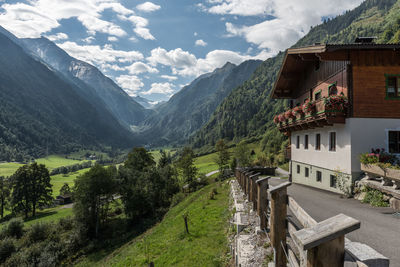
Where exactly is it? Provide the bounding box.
[276,99,347,133]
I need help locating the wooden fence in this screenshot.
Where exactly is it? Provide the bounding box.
[235,168,362,267]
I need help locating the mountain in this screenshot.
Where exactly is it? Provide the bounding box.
[20,37,150,128]
[191,0,400,154]
[0,28,139,162]
[138,60,262,146]
[132,96,162,109]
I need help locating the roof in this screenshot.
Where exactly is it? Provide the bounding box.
[271,43,400,99]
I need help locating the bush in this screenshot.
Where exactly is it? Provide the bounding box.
[0,238,16,263]
[170,192,185,207]
[6,218,24,238]
[26,222,50,243]
[362,188,389,207]
[58,216,74,231]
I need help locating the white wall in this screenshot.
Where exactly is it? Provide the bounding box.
[348,118,400,173]
[291,118,400,174]
[291,124,352,174]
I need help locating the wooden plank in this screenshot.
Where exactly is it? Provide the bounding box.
[288,248,300,267]
[293,213,360,251]
[288,196,317,228]
[268,181,291,194]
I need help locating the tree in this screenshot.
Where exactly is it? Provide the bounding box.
[234,141,252,167]
[0,176,10,219]
[215,139,230,177]
[125,147,155,172]
[59,183,71,196]
[73,164,117,238]
[11,163,52,218]
[176,147,197,189]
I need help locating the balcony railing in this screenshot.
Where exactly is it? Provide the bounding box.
[274,96,348,132]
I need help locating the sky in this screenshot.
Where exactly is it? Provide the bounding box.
[0,0,364,102]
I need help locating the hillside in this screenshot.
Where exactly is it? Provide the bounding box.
[77,180,231,266]
[139,60,262,146]
[0,30,138,161]
[191,0,400,154]
[21,37,150,128]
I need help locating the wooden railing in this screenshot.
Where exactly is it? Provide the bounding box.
[234,168,386,267]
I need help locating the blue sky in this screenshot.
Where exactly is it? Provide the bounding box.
[0,0,364,102]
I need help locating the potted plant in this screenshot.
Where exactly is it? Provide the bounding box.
[324,95,349,112]
[284,109,295,120]
[292,106,304,118]
[273,115,279,124]
[302,99,316,115]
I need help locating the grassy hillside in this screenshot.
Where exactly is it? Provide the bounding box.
[76,180,231,267]
[191,0,400,156]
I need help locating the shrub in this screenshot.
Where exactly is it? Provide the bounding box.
[0,238,16,263]
[58,216,74,231]
[170,192,185,207]
[362,188,389,207]
[6,218,24,238]
[26,223,50,243]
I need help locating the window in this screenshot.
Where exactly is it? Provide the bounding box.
[329,132,336,152]
[329,83,338,95]
[305,167,309,177]
[386,76,400,98]
[389,131,400,153]
[316,171,322,182]
[296,136,300,149]
[314,91,321,100]
[315,134,321,151]
[304,135,309,150]
[297,165,300,174]
[330,175,337,188]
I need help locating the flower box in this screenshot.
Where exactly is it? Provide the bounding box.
[360,163,385,177]
[385,168,400,182]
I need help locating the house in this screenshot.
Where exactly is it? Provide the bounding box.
[271,38,400,193]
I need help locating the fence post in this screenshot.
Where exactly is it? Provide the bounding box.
[293,213,360,267]
[256,177,270,230]
[250,173,260,210]
[268,182,291,267]
[244,171,252,200]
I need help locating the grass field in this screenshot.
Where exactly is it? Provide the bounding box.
[77,180,231,267]
[0,155,89,177]
[150,148,177,163]
[51,168,90,197]
[194,152,219,175]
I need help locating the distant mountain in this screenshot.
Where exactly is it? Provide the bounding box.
[138,60,262,146]
[132,96,162,109]
[21,37,150,128]
[190,0,400,154]
[0,28,139,161]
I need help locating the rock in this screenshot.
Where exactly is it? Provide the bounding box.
[382,194,390,202]
[389,197,400,211]
[355,192,366,201]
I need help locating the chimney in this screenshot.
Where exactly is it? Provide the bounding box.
[354,37,377,44]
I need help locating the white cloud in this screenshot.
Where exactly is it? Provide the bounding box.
[108,36,118,42]
[82,36,95,44]
[57,41,143,66]
[147,46,266,77]
[46,32,69,41]
[142,82,174,95]
[203,0,364,54]
[161,75,178,81]
[194,32,198,36]
[116,75,144,96]
[125,62,159,74]
[195,39,207,47]
[119,15,155,40]
[136,2,161,13]
[0,0,134,38]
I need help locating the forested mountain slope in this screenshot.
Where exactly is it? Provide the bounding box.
[21,37,150,128]
[191,0,400,154]
[0,31,138,161]
[139,60,262,146]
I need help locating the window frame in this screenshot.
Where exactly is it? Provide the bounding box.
[304,134,309,150]
[329,132,336,152]
[388,130,400,154]
[385,74,400,100]
[316,171,322,182]
[330,174,337,188]
[315,133,321,151]
[314,90,322,100]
